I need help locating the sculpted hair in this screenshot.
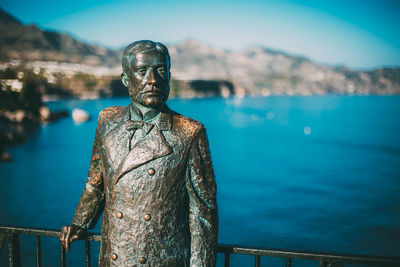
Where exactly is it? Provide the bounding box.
[122,40,171,74]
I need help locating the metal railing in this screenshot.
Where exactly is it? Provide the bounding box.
[1,225,400,267]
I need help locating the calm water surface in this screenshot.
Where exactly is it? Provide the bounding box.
[1,96,399,266]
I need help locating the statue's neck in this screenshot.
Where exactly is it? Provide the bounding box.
[130,101,164,122]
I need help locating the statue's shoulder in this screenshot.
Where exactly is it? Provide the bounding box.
[170,109,204,137]
[96,106,127,135]
[98,106,127,123]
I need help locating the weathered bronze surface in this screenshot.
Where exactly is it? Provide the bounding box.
[60,40,218,266]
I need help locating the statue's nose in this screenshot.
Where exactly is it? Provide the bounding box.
[147,69,156,85]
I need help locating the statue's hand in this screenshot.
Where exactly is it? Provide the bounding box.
[59,224,86,252]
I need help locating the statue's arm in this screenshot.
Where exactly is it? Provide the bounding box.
[72,114,105,230]
[185,126,218,266]
[60,113,105,250]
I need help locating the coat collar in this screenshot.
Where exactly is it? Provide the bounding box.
[148,104,172,131]
[102,103,173,186]
[129,102,172,131]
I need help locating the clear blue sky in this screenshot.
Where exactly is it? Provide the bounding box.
[1,0,399,69]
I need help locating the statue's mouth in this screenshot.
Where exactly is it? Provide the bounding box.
[143,87,164,95]
[145,90,162,94]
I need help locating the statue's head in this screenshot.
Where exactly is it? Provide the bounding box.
[121,40,171,108]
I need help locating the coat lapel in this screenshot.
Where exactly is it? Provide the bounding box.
[113,126,172,185]
[102,112,130,171]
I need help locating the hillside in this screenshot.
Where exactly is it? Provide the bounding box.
[0,8,120,67]
[169,40,400,95]
[1,8,400,96]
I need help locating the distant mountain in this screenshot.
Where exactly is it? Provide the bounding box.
[0,8,120,67]
[168,40,400,95]
[1,8,399,95]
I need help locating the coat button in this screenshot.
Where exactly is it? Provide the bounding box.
[111,253,118,260]
[147,168,155,176]
[144,214,151,221]
[116,212,123,219]
[139,257,147,264]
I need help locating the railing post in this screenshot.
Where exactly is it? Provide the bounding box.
[60,241,66,267]
[255,255,260,267]
[8,233,21,267]
[286,258,292,267]
[318,259,327,267]
[35,236,41,267]
[85,240,91,267]
[318,260,344,267]
[224,251,230,267]
[0,232,6,253]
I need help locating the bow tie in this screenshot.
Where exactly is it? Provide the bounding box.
[125,120,154,136]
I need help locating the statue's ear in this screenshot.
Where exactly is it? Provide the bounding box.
[121,73,130,88]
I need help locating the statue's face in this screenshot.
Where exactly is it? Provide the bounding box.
[123,50,170,108]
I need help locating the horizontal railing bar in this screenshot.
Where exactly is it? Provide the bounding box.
[1,225,400,265]
[217,244,400,265]
[0,225,100,242]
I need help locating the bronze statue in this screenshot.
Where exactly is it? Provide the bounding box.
[60,40,218,266]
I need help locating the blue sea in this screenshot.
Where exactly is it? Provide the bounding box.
[1,96,400,266]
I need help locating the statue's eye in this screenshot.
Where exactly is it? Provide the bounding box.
[158,68,166,75]
[138,69,146,76]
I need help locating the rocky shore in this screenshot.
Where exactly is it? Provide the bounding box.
[0,69,68,162]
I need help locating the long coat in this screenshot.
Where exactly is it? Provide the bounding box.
[71,104,218,267]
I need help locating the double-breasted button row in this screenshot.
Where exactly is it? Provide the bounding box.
[147,168,155,176]
[116,211,150,221]
[141,214,150,264]
[111,253,147,264]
